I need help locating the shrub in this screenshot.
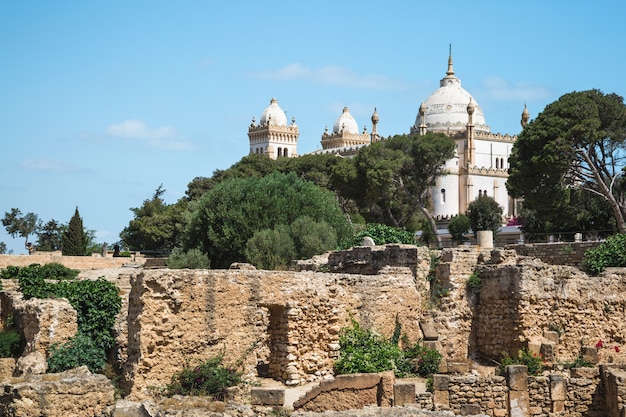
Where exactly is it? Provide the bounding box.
[290,216,337,259]
[448,214,470,245]
[245,225,296,270]
[47,333,106,373]
[582,234,626,275]
[18,275,121,371]
[164,355,242,399]
[167,248,211,269]
[467,272,482,292]
[334,318,441,378]
[499,347,543,375]
[2,263,78,281]
[466,196,503,237]
[0,330,22,358]
[339,223,415,249]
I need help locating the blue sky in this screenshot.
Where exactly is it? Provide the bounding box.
[1,1,625,254]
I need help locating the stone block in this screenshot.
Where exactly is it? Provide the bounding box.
[393,382,416,406]
[508,390,530,417]
[250,388,285,406]
[552,400,565,413]
[460,403,482,415]
[581,346,599,364]
[506,365,528,391]
[432,374,449,391]
[447,361,469,373]
[379,371,395,407]
[541,342,556,362]
[0,358,15,381]
[543,330,560,345]
[420,319,438,341]
[433,390,449,408]
[550,374,566,401]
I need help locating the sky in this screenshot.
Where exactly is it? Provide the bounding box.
[1,1,625,254]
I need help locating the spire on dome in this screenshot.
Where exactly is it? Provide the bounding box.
[446,44,455,77]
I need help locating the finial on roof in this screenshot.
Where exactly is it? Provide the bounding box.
[446,44,455,77]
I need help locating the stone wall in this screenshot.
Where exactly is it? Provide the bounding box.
[506,241,601,267]
[122,268,427,400]
[475,251,626,363]
[0,252,144,270]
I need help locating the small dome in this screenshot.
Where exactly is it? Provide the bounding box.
[414,55,490,133]
[260,98,288,126]
[333,107,359,134]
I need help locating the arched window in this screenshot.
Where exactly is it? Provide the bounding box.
[501,158,504,169]
[483,190,488,196]
[284,148,288,157]
[441,188,446,204]
[495,158,499,169]
[479,190,483,198]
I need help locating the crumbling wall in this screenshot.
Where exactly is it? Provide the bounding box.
[122,268,427,400]
[476,252,626,363]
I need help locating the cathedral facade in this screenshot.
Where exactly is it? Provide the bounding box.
[248,53,526,222]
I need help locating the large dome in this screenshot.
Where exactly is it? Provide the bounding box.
[333,107,359,134]
[414,55,490,133]
[260,98,288,126]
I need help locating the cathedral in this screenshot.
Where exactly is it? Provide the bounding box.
[247,53,527,222]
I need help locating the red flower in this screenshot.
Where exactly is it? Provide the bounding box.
[596,340,604,349]
[615,346,620,353]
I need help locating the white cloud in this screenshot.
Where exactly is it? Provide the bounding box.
[482,77,552,101]
[250,63,412,91]
[105,119,194,151]
[19,158,89,173]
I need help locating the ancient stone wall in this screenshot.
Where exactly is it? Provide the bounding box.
[122,268,427,400]
[506,241,600,267]
[0,253,144,270]
[476,252,626,363]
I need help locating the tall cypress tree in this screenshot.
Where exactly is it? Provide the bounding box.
[62,207,87,256]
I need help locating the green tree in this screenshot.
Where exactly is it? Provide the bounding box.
[448,214,471,245]
[333,133,455,245]
[62,207,87,256]
[0,242,6,254]
[121,185,185,252]
[1,208,39,250]
[184,172,351,268]
[507,90,626,232]
[36,219,63,251]
[466,196,503,236]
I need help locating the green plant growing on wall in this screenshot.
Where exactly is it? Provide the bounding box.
[16,270,121,373]
[334,318,441,378]
[163,354,243,399]
[582,233,626,275]
[467,272,482,292]
[499,348,544,375]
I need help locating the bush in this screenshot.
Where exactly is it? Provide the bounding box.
[18,275,121,372]
[466,196,503,237]
[245,225,296,270]
[290,216,337,259]
[47,333,106,373]
[334,318,441,378]
[167,248,211,269]
[339,223,415,249]
[0,330,22,358]
[448,214,470,245]
[164,355,242,399]
[2,263,78,281]
[467,272,482,292]
[499,347,543,375]
[582,234,626,275]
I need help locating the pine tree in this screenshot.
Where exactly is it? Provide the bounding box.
[62,207,87,256]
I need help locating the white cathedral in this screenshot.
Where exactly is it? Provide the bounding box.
[247,53,529,223]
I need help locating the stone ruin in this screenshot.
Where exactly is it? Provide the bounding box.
[0,243,625,416]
